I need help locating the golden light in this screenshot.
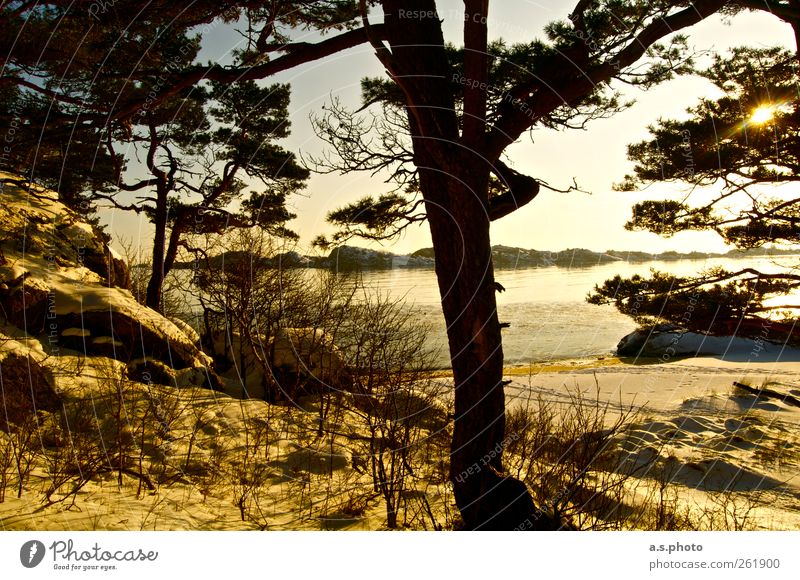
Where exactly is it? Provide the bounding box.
[750,105,776,125]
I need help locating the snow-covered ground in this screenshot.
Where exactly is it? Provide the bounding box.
[507,353,800,529]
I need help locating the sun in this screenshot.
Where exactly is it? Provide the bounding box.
[750,105,776,125]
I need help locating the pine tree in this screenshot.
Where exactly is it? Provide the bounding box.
[591,46,800,344]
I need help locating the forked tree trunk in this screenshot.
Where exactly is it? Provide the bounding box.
[378,0,553,530]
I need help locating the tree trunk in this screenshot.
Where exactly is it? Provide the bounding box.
[145,214,186,312]
[163,216,185,281]
[376,0,554,530]
[419,162,551,530]
[145,183,169,312]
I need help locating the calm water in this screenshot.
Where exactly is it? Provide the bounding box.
[358,256,800,366]
[178,254,799,366]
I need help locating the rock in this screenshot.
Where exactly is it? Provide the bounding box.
[0,175,216,385]
[127,358,177,386]
[169,317,201,347]
[174,366,219,390]
[616,325,786,359]
[327,246,394,270]
[389,254,435,268]
[52,292,213,370]
[208,327,350,400]
[616,325,681,357]
[271,327,349,390]
[274,251,310,267]
[0,270,51,331]
[79,240,131,290]
[0,178,130,290]
[0,351,61,431]
[127,356,219,390]
[208,330,271,399]
[414,245,622,269]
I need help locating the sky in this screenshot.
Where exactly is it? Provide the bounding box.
[105,1,797,256]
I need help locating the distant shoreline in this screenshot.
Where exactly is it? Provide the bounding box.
[172,244,800,272]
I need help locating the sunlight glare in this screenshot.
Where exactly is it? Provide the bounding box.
[750,105,776,125]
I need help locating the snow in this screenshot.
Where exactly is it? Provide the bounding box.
[61,328,90,337]
[509,356,800,529]
[106,244,124,261]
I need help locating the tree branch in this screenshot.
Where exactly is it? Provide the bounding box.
[0,76,94,109]
[488,160,540,221]
[110,24,385,123]
[736,0,800,24]
[487,0,729,159]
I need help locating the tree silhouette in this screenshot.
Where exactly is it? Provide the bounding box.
[306,0,729,529]
[107,77,308,311]
[592,45,800,344]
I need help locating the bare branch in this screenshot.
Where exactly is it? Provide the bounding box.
[109,24,385,123]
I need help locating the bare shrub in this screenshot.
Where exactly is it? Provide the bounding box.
[0,412,42,500]
[188,229,311,399]
[0,431,12,502]
[504,381,649,530]
[0,409,43,500]
[699,479,770,531]
[140,384,186,486]
[227,414,272,526]
[628,456,695,531]
[43,396,110,505]
[42,364,159,504]
[337,292,446,529]
[503,381,779,531]
[0,350,58,500]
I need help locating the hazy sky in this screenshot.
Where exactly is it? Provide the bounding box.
[106,1,796,256]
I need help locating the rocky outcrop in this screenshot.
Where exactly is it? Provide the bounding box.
[326,246,394,270]
[0,265,51,330]
[0,258,213,371]
[208,327,350,400]
[175,243,800,274]
[126,357,221,390]
[209,330,271,399]
[0,350,61,430]
[0,176,217,388]
[616,325,788,359]
[322,246,435,270]
[271,327,349,389]
[0,180,130,290]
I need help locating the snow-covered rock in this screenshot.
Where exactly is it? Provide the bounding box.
[169,316,201,347]
[271,327,349,389]
[208,327,350,400]
[0,175,215,383]
[616,325,791,360]
[208,330,271,399]
[325,246,435,270]
[327,246,394,270]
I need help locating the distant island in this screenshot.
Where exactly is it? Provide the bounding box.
[174,244,799,271]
